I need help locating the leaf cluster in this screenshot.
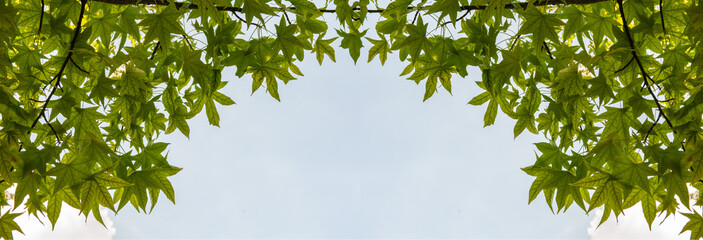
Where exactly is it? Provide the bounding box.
[2,0,703,239]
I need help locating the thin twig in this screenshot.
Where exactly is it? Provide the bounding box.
[42,112,61,143]
[509,34,522,50]
[411,9,421,25]
[181,34,194,50]
[38,0,45,35]
[149,41,161,60]
[441,9,471,26]
[69,57,89,74]
[614,56,635,74]
[282,11,293,25]
[616,0,674,131]
[643,112,662,143]
[113,126,124,152]
[30,0,88,132]
[232,11,263,28]
[659,0,666,34]
[542,41,554,60]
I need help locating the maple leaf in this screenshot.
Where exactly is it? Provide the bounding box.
[139,7,185,48]
[336,28,368,63]
[391,17,431,61]
[682,210,703,239]
[518,7,564,48]
[241,0,276,26]
[312,34,338,64]
[0,211,22,240]
[366,34,392,65]
[426,0,460,24]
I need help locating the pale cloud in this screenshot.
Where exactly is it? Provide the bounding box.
[14,204,116,240]
[588,203,690,239]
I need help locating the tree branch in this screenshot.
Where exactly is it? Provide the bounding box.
[659,0,666,34]
[91,0,611,14]
[616,0,675,132]
[30,0,88,131]
[38,0,45,35]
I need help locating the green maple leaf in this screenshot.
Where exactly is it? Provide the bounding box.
[89,74,119,105]
[86,9,121,45]
[600,107,634,138]
[518,7,564,48]
[426,0,460,24]
[118,64,150,98]
[248,56,296,101]
[334,0,353,26]
[297,17,328,34]
[612,160,657,193]
[380,0,412,20]
[117,7,141,42]
[407,55,455,101]
[127,167,182,204]
[13,173,41,211]
[11,46,44,72]
[562,6,585,41]
[588,179,624,213]
[139,7,186,48]
[48,162,91,193]
[94,173,132,188]
[522,167,577,210]
[14,0,41,35]
[376,17,405,35]
[660,45,692,71]
[76,134,114,166]
[273,20,312,61]
[571,173,611,188]
[682,210,703,239]
[336,28,368,63]
[514,84,541,137]
[47,192,63,229]
[366,34,391,65]
[586,74,615,104]
[553,64,587,100]
[0,211,22,240]
[205,97,221,127]
[79,179,115,214]
[289,0,321,20]
[181,48,210,83]
[166,105,191,138]
[392,17,431,61]
[312,34,337,64]
[493,48,527,89]
[583,11,617,43]
[213,91,236,106]
[68,107,104,141]
[241,0,276,26]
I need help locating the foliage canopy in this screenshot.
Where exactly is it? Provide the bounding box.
[1,0,703,238]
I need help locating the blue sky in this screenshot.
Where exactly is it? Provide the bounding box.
[107,52,598,238]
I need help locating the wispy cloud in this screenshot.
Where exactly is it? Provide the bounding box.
[589,203,690,239]
[15,204,116,240]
